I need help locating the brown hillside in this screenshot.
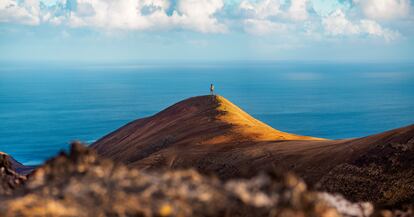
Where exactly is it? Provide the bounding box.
[91,95,320,165]
[92,95,414,205]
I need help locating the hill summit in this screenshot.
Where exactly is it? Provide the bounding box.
[92,95,320,167]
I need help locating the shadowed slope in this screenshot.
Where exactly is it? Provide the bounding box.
[317,124,414,206]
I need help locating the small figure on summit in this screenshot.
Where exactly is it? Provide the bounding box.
[210,84,215,96]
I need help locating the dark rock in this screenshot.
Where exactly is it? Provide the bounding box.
[0,152,26,195]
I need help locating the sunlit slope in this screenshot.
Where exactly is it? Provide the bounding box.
[215,96,323,141]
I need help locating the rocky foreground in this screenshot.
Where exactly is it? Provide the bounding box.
[1,143,413,217]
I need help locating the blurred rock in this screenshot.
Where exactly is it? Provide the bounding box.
[318,193,374,217]
[372,204,414,217]
[5,143,414,217]
[0,152,26,195]
[0,142,344,217]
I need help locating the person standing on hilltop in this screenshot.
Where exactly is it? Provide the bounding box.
[210,84,215,96]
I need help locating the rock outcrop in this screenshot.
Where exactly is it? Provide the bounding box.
[0,152,26,195]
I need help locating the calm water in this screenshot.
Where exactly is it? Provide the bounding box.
[1,62,413,165]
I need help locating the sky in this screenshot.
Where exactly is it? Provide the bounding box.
[0,0,414,62]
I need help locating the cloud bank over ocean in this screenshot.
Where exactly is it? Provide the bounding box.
[0,0,413,61]
[1,0,411,38]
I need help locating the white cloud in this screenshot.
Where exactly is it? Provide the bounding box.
[75,2,95,17]
[238,0,283,35]
[288,0,308,21]
[239,0,309,21]
[67,0,171,30]
[175,0,227,33]
[239,0,281,19]
[243,18,289,35]
[322,9,400,41]
[322,10,359,35]
[68,0,227,33]
[0,0,226,33]
[0,0,40,25]
[312,0,352,16]
[356,0,411,20]
[0,0,406,40]
[238,0,310,35]
[66,0,227,32]
[359,19,400,41]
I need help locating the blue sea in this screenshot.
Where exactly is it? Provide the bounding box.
[1,61,413,165]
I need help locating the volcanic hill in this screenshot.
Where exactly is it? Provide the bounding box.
[92,95,414,205]
[92,95,321,173]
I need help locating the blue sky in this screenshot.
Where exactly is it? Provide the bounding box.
[0,0,413,62]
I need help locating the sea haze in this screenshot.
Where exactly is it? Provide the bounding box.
[0,61,413,165]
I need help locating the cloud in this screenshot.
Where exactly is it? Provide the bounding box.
[66,0,227,33]
[243,18,289,35]
[311,0,352,16]
[239,0,281,19]
[0,0,41,25]
[0,0,226,33]
[359,19,400,41]
[288,0,308,21]
[356,0,411,20]
[322,9,400,41]
[67,0,171,30]
[322,9,360,35]
[238,0,309,35]
[175,0,227,33]
[75,2,95,17]
[239,0,309,21]
[0,0,409,41]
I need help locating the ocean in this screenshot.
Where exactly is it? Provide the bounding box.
[1,61,413,165]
